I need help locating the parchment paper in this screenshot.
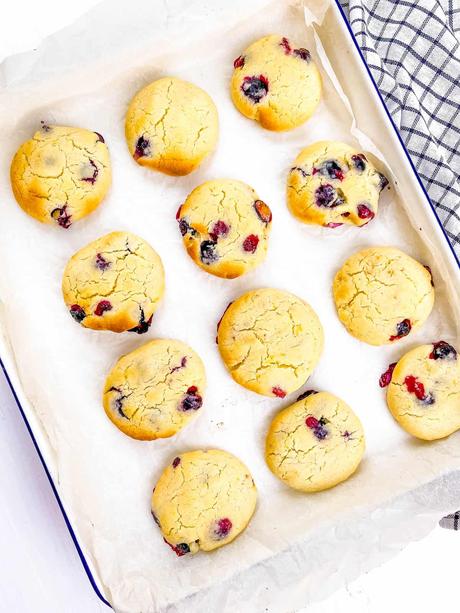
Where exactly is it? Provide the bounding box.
[0,1,459,612]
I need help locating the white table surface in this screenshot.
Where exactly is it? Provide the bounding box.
[0,2,458,611]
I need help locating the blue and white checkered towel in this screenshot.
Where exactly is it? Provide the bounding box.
[339,0,460,258]
[340,0,460,529]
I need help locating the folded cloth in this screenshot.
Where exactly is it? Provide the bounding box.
[339,0,460,258]
[339,0,460,529]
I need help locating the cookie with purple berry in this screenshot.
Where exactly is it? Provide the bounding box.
[125,77,218,176]
[177,179,272,279]
[103,339,206,440]
[333,247,434,346]
[10,124,111,228]
[383,342,460,440]
[217,288,324,397]
[230,35,322,131]
[287,141,389,228]
[151,449,257,555]
[265,391,365,492]
[62,231,164,333]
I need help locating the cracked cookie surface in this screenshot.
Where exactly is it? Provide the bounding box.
[177,179,272,279]
[287,141,388,228]
[103,339,206,440]
[265,391,365,492]
[10,124,111,227]
[230,34,321,131]
[125,77,218,176]
[333,247,434,346]
[62,231,164,333]
[217,288,324,397]
[151,449,257,554]
[385,343,460,440]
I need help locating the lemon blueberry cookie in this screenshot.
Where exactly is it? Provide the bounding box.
[265,391,365,492]
[230,34,322,131]
[10,124,111,228]
[380,341,460,441]
[62,231,164,333]
[176,179,272,279]
[217,288,324,397]
[125,77,218,176]
[287,141,389,228]
[151,449,257,555]
[103,339,206,440]
[333,247,434,345]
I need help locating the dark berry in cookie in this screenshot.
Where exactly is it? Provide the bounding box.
[69,304,86,323]
[293,48,311,61]
[379,362,397,388]
[129,310,153,334]
[424,265,434,286]
[81,159,99,184]
[233,55,245,69]
[94,131,105,143]
[214,517,232,539]
[315,184,337,208]
[324,222,343,228]
[297,390,318,401]
[241,75,269,103]
[357,204,375,220]
[170,357,187,374]
[351,154,367,172]
[243,234,259,253]
[163,538,190,557]
[321,160,345,181]
[200,240,218,264]
[176,205,183,220]
[94,300,112,316]
[172,457,181,468]
[133,135,150,160]
[95,253,111,271]
[306,415,329,440]
[209,220,229,241]
[429,341,457,361]
[378,173,389,191]
[254,199,272,223]
[51,205,72,229]
[178,218,191,236]
[280,37,291,54]
[151,510,161,527]
[389,319,411,341]
[179,386,203,411]
[272,386,286,398]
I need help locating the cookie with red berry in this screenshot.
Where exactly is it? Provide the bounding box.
[287,141,389,228]
[265,391,365,492]
[62,231,164,333]
[383,342,460,440]
[103,339,206,440]
[230,35,321,131]
[151,449,257,554]
[177,179,272,279]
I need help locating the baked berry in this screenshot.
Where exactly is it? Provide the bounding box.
[254,199,272,223]
[133,135,150,160]
[163,539,190,557]
[357,204,374,220]
[81,159,98,184]
[280,37,291,54]
[324,222,343,228]
[171,357,187,374]
[297,390,318,401]
[243,234,259,253]
[233,55,245,69]
[172,457,181,468]
[272,386,286,398]
[424,265,434,286]
[378,173,389,191]
[69,304,86,323]
[241,75,269,103]
[404,375,427,401]
[178,218,191,236]
[108,387,127,418]
[129,310,153,334]
[342,211,350,217]
[322,160,345,181]
[429,341,457,361]
[51,205,72,229]
[94,131,105,143]
[94,300,112,316]
[214,517,232,539]
[209,220,229,241]
[421,392,435,406]
[379,362,397,388]
[293,48,311,61]
[305,415,319,428]
[176,205,183,220]
[315,184,337,208]
[351,154,367,172]
[179,386,202,411]
[200,240,218,264]
[151,510,161,527]
[306,415,329,440]
[95,253,111,271]
[389,319,411,341]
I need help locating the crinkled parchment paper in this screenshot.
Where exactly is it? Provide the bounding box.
[0,1,459,611]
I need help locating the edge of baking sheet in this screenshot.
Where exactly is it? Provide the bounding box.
[0,1,458,610]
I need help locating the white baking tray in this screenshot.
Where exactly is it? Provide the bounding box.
[0,0,459,611]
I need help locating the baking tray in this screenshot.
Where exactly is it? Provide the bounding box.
[0,0,459,611]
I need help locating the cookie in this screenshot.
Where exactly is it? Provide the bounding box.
[177,179,272,279]
[125,77,218,176]
[10,124,111,228]
[230,35,321,131]
[382,342,460,441]
[217,288,324,397]
[103,339,206,440]
[287,141,389,228]
[151,449,257,555]
[62,231,164,333]
[333,247,434,345]
[265,391,365,492]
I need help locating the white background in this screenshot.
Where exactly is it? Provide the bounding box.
[0,1,458,612]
